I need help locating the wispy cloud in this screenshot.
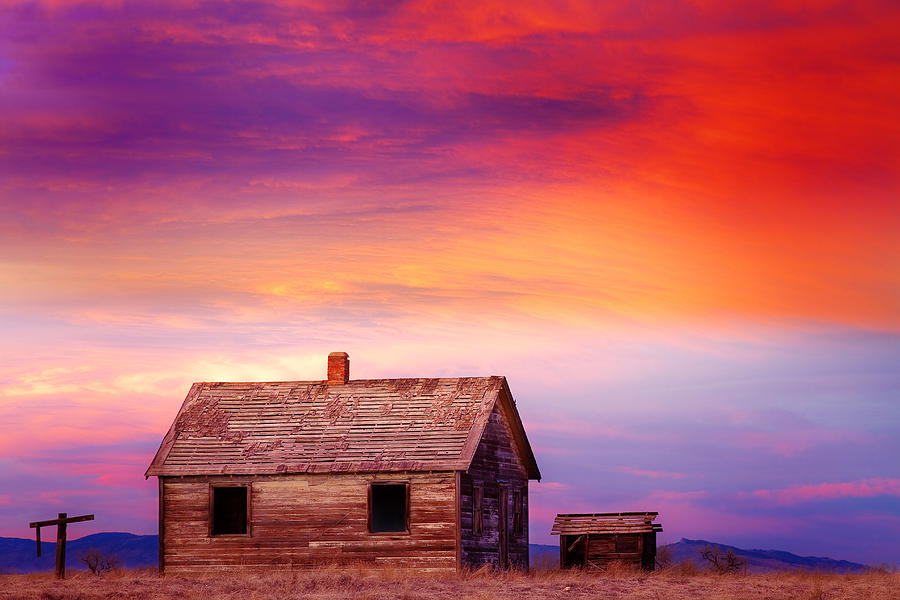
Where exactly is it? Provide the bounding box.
[617,467,686,480]
[746,479,900,506]
[1,0,899,566]
[534,481,570,491]
[725,429,868,458]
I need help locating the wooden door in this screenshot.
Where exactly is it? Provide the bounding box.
[499,487,509,569]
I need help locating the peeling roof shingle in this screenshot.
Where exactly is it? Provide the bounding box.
[146,376,537,477]
[551,513,663,535]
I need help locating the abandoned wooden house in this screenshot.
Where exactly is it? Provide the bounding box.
[145,352,541,574]
[552,512,662,570]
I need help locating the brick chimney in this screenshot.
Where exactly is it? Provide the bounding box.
[327,352,349,384]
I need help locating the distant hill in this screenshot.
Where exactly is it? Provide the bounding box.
[0,533,157,574]
[1,534,868,574]
[529,543,559,569]
[661,538,867,574]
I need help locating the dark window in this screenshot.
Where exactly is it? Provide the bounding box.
[211,486,248,535]
[473,484,483,534]
[369,483,408,533]
[512,489,523,536]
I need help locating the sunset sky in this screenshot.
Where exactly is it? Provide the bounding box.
[1,0,898,565]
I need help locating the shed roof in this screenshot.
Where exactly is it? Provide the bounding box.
[146,375,540,479]
[551,512,662,535]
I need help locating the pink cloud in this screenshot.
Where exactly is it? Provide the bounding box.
[528,481,574,523]
[534,481,570,491]
[747,478,900,505]
[90,470,153,489]
[727,429,868,457]
[617,466,686,479]
[650,490,708,501]
[530,444,578,456]
[525,419,662,442]
[529,503,564,525]
[528,481,601,530]
[628,489,798,544]
[34,489,105,505]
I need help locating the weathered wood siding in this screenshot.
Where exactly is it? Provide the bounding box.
[459,404,529,570]
[560,533,656,570]
[160,471,457,574]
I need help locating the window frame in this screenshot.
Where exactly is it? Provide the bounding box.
[367,481,410,535]
[473,484,483,535]
[512,488,524,537]
[209,483,251,537]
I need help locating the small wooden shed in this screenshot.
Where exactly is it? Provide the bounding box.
[552,512,662,570]
[146,352,540,574]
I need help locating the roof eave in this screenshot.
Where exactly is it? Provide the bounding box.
[145,382,203,478]
[497,377,541,480]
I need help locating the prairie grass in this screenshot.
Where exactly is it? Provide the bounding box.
[1,564,897,600]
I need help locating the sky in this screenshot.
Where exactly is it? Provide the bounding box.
[1,0,898,566]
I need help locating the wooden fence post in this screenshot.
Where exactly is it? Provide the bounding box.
[55,513,67,579]
[29,512,94,579]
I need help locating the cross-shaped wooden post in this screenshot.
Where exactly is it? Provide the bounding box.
[29,513,94,579]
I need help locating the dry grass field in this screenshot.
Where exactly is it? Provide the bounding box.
[1,564,898,600]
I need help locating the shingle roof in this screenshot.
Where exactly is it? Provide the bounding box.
[146,376,540,479]
[551,513,662,535]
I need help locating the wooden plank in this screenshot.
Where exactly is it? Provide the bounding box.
[29,514,94,528]
[551,511,662,537]
[495,379,541,480]
[499,486,508,569]
[159,478,165,574]
[148,371,540,572]
[460,405,529,571]
[552,524,661,530]
[455,470,461,572]
[556,512,658,516]
[162,471,457,571]
[553,528,660,535]
[55,514,66,579]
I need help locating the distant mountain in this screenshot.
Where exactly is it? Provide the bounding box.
[530,538,868,573]
[1,534,868,574]
[0,533,157,574]
[662,538,868,574]
[529,543,559,568]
